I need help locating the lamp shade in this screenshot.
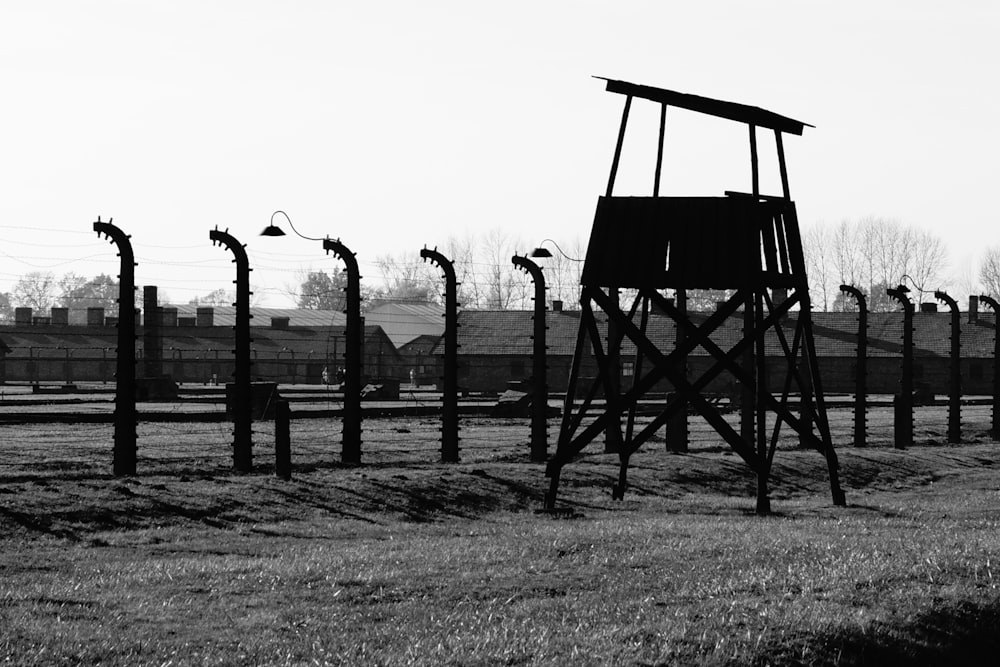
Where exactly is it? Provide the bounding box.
[260,224,286,237]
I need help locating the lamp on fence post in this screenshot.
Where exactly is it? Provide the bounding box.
[323,237,363,465]
[262,211,364,464]
[530,239,582,264]
[530,239,630,455]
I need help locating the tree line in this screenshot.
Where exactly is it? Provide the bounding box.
[291,229,588,312]
[0,272,123,322]
[0,271,226,323]
[6,220,1000,321]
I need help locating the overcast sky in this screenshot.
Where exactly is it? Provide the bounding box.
[2,1,998,307]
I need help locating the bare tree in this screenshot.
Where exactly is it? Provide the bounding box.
[948,254,978,307]
[540,237,585,309]
[12,271,58,311]
[444,233,481,308]
[0,292,12,323]
[371,254,439,304]
[803,224,834,311]
[58,273,119,311]
[421,229,531,309]
[979,246,1000,299]
[478,227,530,309]
[189,288,233,306]
[808,217,949,312]
[901,227,948,304]
[367,232,578,311]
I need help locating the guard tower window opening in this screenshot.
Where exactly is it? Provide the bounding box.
[608,105,787,198]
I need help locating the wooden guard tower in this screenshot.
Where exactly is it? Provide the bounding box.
[544,78,846,514]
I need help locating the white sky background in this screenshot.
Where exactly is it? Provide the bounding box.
[1,1,998,307]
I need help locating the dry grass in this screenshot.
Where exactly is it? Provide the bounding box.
[2,409,1000,665]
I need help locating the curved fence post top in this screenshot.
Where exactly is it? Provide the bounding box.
[209,227,249,265]
[887,284,913,310]
[93,217,136,263]
[420,246,457,282]
[93,216,129,242]
[935,290,959,310]
[979,295,1000,312]
[839,283,866,308]
[323,237,359,273]
[512,254,545,283]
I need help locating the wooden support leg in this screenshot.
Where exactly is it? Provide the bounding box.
[755,291,770,516]
[800,302,847,507]
[545,468,561,510]
[612,455,630,500]
[756,473,771,515]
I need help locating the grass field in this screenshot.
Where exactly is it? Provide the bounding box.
[2,407,1000,665]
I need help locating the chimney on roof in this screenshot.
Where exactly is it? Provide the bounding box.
[143,285,163,378]
[196,306,214,327]
[920,302,937,313]
[271,316,290,329]
[969,295,979,324]
[51,307,69,326]
[143,286,159,327]
[551,300,563,312]
[87,307,105,326]
[15,307,32,326]
[161,307,178,327]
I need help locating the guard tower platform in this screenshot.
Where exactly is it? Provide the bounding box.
[545,78,845,514]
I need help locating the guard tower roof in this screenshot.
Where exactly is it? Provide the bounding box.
[596,77,813,136]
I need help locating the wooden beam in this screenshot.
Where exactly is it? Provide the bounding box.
[654,103,666,196]
[598,77,811,135]
[606,95,632,197]
[775,130,791,199]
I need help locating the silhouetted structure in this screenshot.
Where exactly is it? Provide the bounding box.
[512,254,549,461]
[887,285,913,449]
[980,295,1000,437]
[94,218,137,475]
[210,228,253,472]
[324,238,363,464]
[544,78,845,514]
[935,291,962,443]
[665,288,689,452]
[421,247,460,462]
[840,285,868,447]
[275,399,291,480]
[142,286,162,379]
